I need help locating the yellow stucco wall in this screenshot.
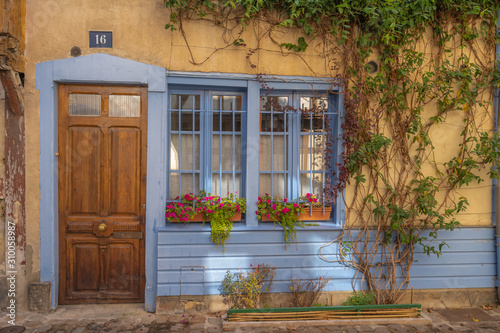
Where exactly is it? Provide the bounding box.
[24,0,494,271]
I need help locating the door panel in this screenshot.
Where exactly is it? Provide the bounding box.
[73,241,100,292]
[109,127,140,216]
[107,241,140,295]
[67,127,101,215]
[59,84,147,304]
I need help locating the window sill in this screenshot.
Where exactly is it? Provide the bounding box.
[159,221,343,232]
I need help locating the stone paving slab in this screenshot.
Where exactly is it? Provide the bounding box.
[0,304,499,332]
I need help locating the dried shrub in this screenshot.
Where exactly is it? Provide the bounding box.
[289,276,331,308]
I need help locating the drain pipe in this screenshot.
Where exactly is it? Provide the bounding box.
[495,8,500,303]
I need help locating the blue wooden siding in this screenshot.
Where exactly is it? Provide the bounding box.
[157,226,496,296]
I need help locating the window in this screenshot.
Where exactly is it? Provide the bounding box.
[259,93,335,209]
[168,90,246,199]
[166,79,342,225]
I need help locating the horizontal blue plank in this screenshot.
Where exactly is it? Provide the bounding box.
[408,276,495,289]
[157,227,494,246]
[158,228,343,245]
[409,264,496,277]
[158,279,356,296]
[157,274,495,296]
[413,251,496,265]
[158,263,495,285]
[158,242,339,257]
[158,266,354,284]
[158,251,496,273]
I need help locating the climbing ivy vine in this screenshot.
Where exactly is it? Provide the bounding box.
[163,0,500,304]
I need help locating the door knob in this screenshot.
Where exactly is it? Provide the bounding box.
[98,223,107,232]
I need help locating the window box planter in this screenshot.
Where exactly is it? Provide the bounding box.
[170,212,242,223]
[260,207,331,222]
[298,207,332,221]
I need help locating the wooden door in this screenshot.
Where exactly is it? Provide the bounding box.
[58,84,147,304]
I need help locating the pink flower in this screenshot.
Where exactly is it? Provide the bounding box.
[255,211,259,215]
[266,214,270,218]
[313,198,318,203]
[267,199,271,204]
[293,203,299,208]
[309,198,313,203]
[284,198,288,203]
[272,204,277,210]
[178,203,184,207]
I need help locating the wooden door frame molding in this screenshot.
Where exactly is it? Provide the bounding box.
[36,54,167,312]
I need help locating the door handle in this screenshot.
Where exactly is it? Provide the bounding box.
[98,223,107,232]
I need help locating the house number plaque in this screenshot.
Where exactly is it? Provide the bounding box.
[89,31,113,48]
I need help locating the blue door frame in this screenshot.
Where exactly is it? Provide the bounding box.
[36,53,167,311]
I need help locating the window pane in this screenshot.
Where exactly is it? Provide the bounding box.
[259,174,287,198]
[69,94,101,116]
[300,97,327,112]
[170,140,180,170]
[213,135,241,171]
[300,173,324,197]
[109,95,140,117]
[170,111,200,131]
[171,94,201,110]
[260,113,287,132]
[179,134,200,170]
[212,95,242,111]
[300,135,324,171]
[213,113,241,132]
[170,173,200,198]
[171,111,179,131]
[170,173,180,199]
[301,115,324,132]
[260,96,288,111]
[212,173,241,197]
[260,136,287,171]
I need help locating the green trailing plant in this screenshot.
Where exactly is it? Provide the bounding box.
[163,0,500,304]
[342,291,376,306]
[219,264,276,309]
[289,275,331,308]
[166,191,246,250]
[256,194,310,247]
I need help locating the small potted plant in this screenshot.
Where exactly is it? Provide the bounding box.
[256,194,311,247]
[298,193,332,221]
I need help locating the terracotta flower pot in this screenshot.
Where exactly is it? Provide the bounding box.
[259,207,332,222]
[298,207,332,221]
[170,212,242,222]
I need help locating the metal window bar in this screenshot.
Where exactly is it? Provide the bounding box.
[192,96,196,196]
[309,98,313,216]
[270,102,274,199]
[219,97,222,196]
[321,99,326,214]
[178,95,182,199]
[232,97,236,200]
[284,105,287,199]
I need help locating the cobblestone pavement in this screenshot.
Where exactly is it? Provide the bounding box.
[1,304,500,332]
